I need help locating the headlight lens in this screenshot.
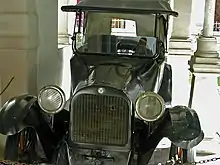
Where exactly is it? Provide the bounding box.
[38,85,66,114]
[135,92,165,122]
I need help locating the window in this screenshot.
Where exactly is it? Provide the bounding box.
[214,0,220,31]
[111,19,137,37]
[111,18,126,29]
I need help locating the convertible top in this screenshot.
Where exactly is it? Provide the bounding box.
[61,0,178,17]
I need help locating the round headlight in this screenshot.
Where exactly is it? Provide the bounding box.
[135,92,165,122]
[38,85,66,114]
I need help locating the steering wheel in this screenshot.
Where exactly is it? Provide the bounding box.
[116,39,138,52]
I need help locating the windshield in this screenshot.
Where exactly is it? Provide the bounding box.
[74,12,158,58]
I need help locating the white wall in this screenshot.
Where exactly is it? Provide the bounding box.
[167,56,191,106]
[190,0,205,34]
[167,54,220,138]
[58,0,77,98]
[36,0,63,90]
[59,45,72,99]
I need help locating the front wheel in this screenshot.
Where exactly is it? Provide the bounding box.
[4,127,43,163]
[52,139,69,165]
[169,143,179,159]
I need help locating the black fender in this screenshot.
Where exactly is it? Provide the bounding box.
[165,106,204,149]
[4,127,40,163]
[158,63,172,104]
[0,95,66,161]
[0,95,37,135]
[137,111,171,165]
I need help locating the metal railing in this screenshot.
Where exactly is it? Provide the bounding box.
[214,22,220,31]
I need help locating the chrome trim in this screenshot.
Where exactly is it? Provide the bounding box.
[69,85,132,152]
[135,92,165,122]
[38,85,66,114]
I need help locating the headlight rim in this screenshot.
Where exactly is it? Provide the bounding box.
[38,85,66,114]
[135,92,165,122]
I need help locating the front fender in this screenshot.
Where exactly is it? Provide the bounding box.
[166,106,204,149]
[0,95,37,135]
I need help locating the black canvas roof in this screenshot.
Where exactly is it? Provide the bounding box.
[61,0,178,17]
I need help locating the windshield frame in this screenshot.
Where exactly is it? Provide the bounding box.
[72,11,162,60]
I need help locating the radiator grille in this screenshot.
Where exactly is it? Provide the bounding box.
[71,94,130,146]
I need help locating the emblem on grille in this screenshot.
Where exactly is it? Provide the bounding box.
[98,87,105,94]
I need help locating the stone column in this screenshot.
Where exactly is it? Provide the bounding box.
[36,0,64,90]
[169,0,194,56]
[189,0,220,73]
[190,0,205,35]
[58,0,70,45]
[58,0,77,45]
[203,0,216,37]
[167,0,194,107]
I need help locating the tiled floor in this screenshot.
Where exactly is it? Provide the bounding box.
[148,138,171,165]
[195,138,220,165]
[149,137,220,165]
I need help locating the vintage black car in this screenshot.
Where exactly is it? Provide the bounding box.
[0,0,204,164]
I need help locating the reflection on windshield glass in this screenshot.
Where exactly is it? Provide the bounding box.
[75,12,157,57]
[77,35,157,57]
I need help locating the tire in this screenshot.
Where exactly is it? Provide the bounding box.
[52,139,69,165]
[4,133,19,161]
[4,127,41,163]
[169,143,178,159]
